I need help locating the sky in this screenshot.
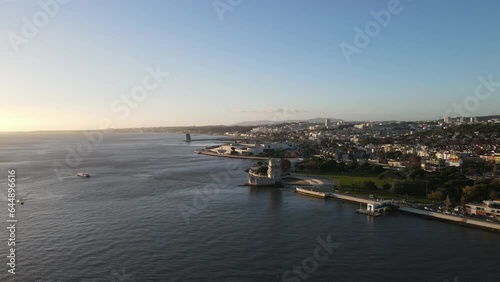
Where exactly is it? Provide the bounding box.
[1,0,500,132]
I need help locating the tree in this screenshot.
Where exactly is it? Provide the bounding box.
[408,155,422,169]
[298,159,322,171]
[336,182,342,192]
[407,169,425,181]
[256,166,268,175]
[280,159,291,171]
[445,194,452,209]
[428,190,444,201]
[352,180,362,190]
[363,181,378,191]
[337,162,347,172]
[320,160,338,172]
[378,170,405,180]
[347,162,359,171]
[474,148,485,155]
[380,183,390,191]
[489,191,497,200]
[371,165,385,174]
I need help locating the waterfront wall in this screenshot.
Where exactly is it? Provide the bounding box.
[328,193,500,232]
[398,206,500,232]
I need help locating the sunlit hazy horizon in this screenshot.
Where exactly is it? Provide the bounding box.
[1,0,500,132]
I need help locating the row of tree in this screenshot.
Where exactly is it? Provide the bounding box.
[298,158,499,203]
[298,159,385,174]
[378,167,500,203]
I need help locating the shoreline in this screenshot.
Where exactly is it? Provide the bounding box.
[328,192,500,232]
[397,206,500,232]
[196,150,500,232]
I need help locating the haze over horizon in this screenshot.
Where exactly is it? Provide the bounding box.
[1,0,500,132]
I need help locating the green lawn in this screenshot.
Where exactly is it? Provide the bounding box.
[306,172,388,187]
[299,171,433,204]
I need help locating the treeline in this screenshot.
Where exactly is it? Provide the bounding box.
[380,167,473,198]
[298,159,384,174]
[445,123,500,135]
[415,123,500,138]
[298,159,500,203]
[380,167,500,204]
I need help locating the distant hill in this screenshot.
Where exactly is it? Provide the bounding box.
[232,118,344,126]
[307,117,344,124]
[475,115,500,121]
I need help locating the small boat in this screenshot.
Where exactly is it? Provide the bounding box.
[76,172,91,178]
[16,191,30,205]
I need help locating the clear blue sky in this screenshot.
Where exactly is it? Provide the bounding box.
[1,0,499,131]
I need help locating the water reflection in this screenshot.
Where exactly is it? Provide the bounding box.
[248,186,282,209]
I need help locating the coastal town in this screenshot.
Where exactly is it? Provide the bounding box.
[108,115,500,231]
[179,116,500,231]
[5,0,500,280]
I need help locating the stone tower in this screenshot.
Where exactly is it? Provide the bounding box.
[267,159,282,183]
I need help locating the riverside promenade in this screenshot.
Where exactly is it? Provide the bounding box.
[328,192,375,205]
[197,151,500,232]
[397,206,500,232]
[325,192,500,232]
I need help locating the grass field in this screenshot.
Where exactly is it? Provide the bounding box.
[305,172,389,188]
[299,171,432,204]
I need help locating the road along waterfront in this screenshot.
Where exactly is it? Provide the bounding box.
[326,191,500,232]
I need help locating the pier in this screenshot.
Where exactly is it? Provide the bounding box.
[398,206,500,232]
[328,193,375,205]
[295,188,500,232]
[295,188,327,199]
